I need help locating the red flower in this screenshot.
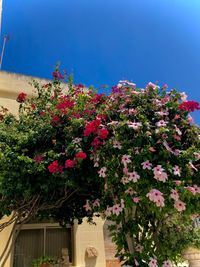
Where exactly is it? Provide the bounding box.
[33,154,44,162]
[75,151,87,160]
[91,137,102,147]
[52,70,64,80]
[48,160,63,173]
[98,128,109,139]
[17,92,27,103]
[84,119,101,137]
[65,159,77,168]
[51,115,60,125]
[56,97,75,111]
[178,101,200,112]
[76,84,84,89]
[31,104,36,110]
[39,111,46,116]
[90,94,105,104]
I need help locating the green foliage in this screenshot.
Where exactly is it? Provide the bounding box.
[31,255,58,267]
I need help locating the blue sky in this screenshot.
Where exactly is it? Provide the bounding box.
[1,0,200,123]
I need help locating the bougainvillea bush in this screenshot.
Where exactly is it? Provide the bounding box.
[0,70,199,267]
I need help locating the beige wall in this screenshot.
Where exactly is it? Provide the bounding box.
[0,71,106,267]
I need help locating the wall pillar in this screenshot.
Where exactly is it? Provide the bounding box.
[73,217,106,267]
[182,247,200,267]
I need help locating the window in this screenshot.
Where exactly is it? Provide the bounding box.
[13,223,72,267]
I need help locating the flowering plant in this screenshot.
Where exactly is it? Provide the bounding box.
[84,81,200,266]
[0,71,199,267]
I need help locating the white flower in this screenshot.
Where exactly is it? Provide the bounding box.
[180,92,188,101]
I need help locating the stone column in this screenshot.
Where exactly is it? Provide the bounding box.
[182,247,200,267]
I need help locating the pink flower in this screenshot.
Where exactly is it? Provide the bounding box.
[187,115,194,123]
[194,152,200,160]
[129,108,137,115]
[170,189,179,201]
[148,257,158,267]
[147,82,157,90]
[189,161,198,171]
[128,122,142,130]
[112,204,123,216]
[141,160,152,170]
[163,260,173,267]
[128,171,140,182]
[155,111,169,116]
[98,167,107,177]
[121,155,131,166]
[83,200,92,211]
[174,125,182,135]
[92,199,100,207]
[105,206,113,217]
[174,200,186,212]
[133,197,140,203]
[153,166,168,182]
[163,141,173,153]
[149,147,156,152]
[134,259,139,266]
[173,166,181,176]
[174,180,182,186]
[147,189,165,207]
[123,167,129,175]
[125,187,135,195]
[186,185,200,195]
[113,140,122,149]
[156,120,168,127]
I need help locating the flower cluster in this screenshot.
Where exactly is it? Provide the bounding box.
[6,73,200,267]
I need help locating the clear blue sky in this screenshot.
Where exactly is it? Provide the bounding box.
[1,0,200,123]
